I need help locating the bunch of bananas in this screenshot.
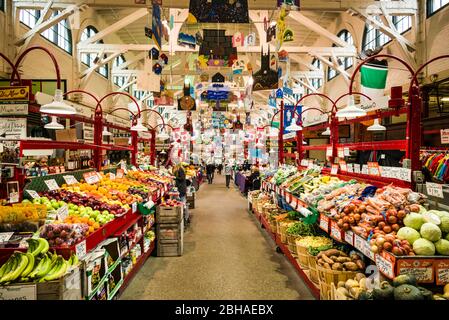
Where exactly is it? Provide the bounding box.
[0,238,79,285]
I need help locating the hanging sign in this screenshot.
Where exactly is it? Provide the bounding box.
[441,129,449,144]
[26,190,40,199]
[0,86,30,116]
[244,32,256,47]
[326,146,333,158]
[337,148,344,158]
[339,160,347,172]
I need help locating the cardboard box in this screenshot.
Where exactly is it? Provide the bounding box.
[55,128,77,142]
[114,138,129,146]
[82,249,107,298]
[37,266,82,300]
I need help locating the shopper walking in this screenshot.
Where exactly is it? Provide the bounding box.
[217,163,223,175]
[173,163,190,225]
[224,162,232,188]
[206,162,215,184]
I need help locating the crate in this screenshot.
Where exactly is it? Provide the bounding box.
[157,240,183,257]
[37,266,82,300]
[55,128,77,142]
[157,223,183,241]
[331,282,354,300]
[0,283,37,300]
[156,205,183,223]
[268,217,277,233]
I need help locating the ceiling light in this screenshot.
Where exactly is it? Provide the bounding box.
[321,127,331,136]
[441,97,449,102]
[102,126,112,136]
[130,118,148,132]
[44,116,64,130]
[335,96,367,119]
[160,149,166,155]
[247,76,254,86]
[367,118,386,131]
[286,116,302,131]
[255,141,265,148]
[40,89,76,115]
[158,129,170,141]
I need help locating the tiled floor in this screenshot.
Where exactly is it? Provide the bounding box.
[120,175,315,300]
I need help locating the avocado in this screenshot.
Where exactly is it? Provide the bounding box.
[394,284,424,300]
[417,286,433,300]
[392,274,417,287]
[372,281,394,300]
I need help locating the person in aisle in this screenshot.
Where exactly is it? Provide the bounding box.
[206,162,215,184]
[217,163,223,175]
[224,161,233,188]
[173,163,190,225]
[248,166,260,191]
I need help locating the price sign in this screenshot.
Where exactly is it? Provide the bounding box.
[397,168,411,182]
[343,147,350,157]
[131,166,137,171]
[9,192,19,203]
[300,159,308,167]
[354,164,361,174]
[441,128,449,144]
[26,190,40,199]
[44,179,59,191]
[434,260,449,285]
[307,160,314,169]
[83,172,100,185]
[347,163,354,173]
[331,164,339,175]
[63,175,78,185]
[339,160,347,172]
[354,234,365,253]
[75,240,87,260]
[109,173,116,180]
[361,165,368,175]
[319,214,329,232]
[0,284,37,300]
[326,146,333,157]
[330,220,343,242]
[344,230,354,246]
[144,200,155,209]
[57,205,68,221]
[96,172,103,180]
[397,259,434,283]
[368,162,381,176]
[337,148,344,158]
[375,253,395,279]
[116,169,124,179]
[0,232,14,243]
[132,202,137,213]
[426,182,444,198]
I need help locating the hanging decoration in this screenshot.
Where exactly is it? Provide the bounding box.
[276,7,294,48]
[178,32,197,49]
[187,0,249,24]
[277,0,300,10]
[244,32,256,47]
[177,83,196,111]
[252,46,279,91]
[151,3,163,50]
[232,60,245,75]
[232,32,244,47]
[278,49,289,62]
[199,29,238,68]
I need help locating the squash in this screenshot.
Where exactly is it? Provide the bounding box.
[355,273,366,282]
[417,286,433,300]
[337,281,346,288]
[345,279,359,290]
[359,278,367,290]
[336,287,350,298]
[349,287,363,300]
[372,281,394,300]
[394,284,424,300]
[358,290,373,300]
[392,274,417,287]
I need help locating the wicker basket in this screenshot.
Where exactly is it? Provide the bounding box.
[306,254,319,284]
[268,217,277,233]
[287,234,300,255]
[295,241,310,270]
[279,221,294,244]
[317,265,358,300]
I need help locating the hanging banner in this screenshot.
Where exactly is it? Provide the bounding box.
[0,118,27,139]
[152,3,162,50]
[283,104,301,134]
[0,86,30,116]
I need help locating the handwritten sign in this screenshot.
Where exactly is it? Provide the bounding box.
[300,159,308,167]
[441,129,449,144]
[397,259,434,283]
[0,232,14,243]
[0,284,37,300]
[144,200,155,209]
[434,260,449,285]
[343,147,350,157]
[368,162,381,176]
[319,214,329,232]
[337,148,344,158]
[109,173,116,180]
[375,253,395,279]
[353,163,361,174]
[331,164,339,175]
[361,165,368,175]
[9,192,19,203]
[44,179,59,191]
[116,169,124,179]
[326,146,333,157]
[75,240,87,260]
[83,172,100,185]
[330,220,343,242]
[426,182,444,198]
[339,160,347,172]
[347,163,354,173]
[57,205,68,221]
[26,190,40,199]
[63,175,78,185]
[344,230,354,246]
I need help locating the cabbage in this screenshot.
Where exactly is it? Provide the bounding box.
[397,227,421,245]
[435,239,449,256]
[418,205,427,214]
[437,213,449,233]
[446,233,449,241]
[403,212,425,230]
[420,222,442,242]
[413,238,436,256]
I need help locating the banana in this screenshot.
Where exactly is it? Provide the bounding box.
[0,253,19,282]
[0,253,28,283]
[38,238,49,255]
[0,255,15,279]
[35,255,52,278]
[20,253,35,278]
[29,239,46,256]
[41,258,67,282]
[26,239,38,254]
[72,254,79,266]
[39,257,63,282]
[28,256,45,279]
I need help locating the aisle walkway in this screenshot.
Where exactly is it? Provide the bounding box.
[121,175,314,300]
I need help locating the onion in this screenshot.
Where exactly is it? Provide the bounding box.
[376,237,386,247]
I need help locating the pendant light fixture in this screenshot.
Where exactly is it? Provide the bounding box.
[44,116,64,130]
[367,118,386,131]
[130,118,148,132]
[268,127,279,137]
[102,126,112,136]
[286,115,302,131]
[158,128,170,141]
[321,127,331,136]
[40,89,76,115]
[335,96,367,119]
[255,140,265,148]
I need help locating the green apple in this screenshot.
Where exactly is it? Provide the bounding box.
[58,201,66,208]
[93,210,100,216]
[86,207,93,212]
[40,197,49,202]
[102,210,109,216]
[46,204,54,211]
[68,209,75,216]
[52,202,60,210]
[32,199,41,204]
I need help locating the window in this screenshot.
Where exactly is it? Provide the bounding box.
[41,11,72,54]
[337,30,353,69]
[19,9,72,54]
[392,16,412,34]
[427,0,449,16]
[80,26,108,78]
[0,0,5,12]
[311,59,322,89]
[113,55,127,88]
[362,15,391,51]
[134,90,145,100]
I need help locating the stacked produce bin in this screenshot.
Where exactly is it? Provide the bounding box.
[156,205,184,256]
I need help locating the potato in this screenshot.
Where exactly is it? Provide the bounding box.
[321,254,334,264]
[337,281,346,288]
[343,262,359,271]
[332,262,343,271]
[336,256,352,263]
[317,258,325,265]
[355,273,366,282]
[336,287,350,298]
[355,259,365,270]
[323,262,331,269]
[345,279,359,290]
[322,249,340,257]
[330,256,339,261]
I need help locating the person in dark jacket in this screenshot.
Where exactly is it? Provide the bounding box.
[248,166,260,191]
[206,163,215,184]
[174,164,189,224]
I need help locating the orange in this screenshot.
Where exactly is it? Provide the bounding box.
[93,222,100,230]
[88,226,95,233]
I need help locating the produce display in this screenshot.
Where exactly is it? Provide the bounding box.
[0,238,78,284]
[316,248,365,272]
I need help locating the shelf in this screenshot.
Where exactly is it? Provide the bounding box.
[302,145,331,151]
[108,278,124,300]
[113,212,142,237]
[20,140,98,151]
[107,258,122,275]
[337,140,407,151]
[336,107,408,126]
[101,144,133,152]
[119,233,144,259]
